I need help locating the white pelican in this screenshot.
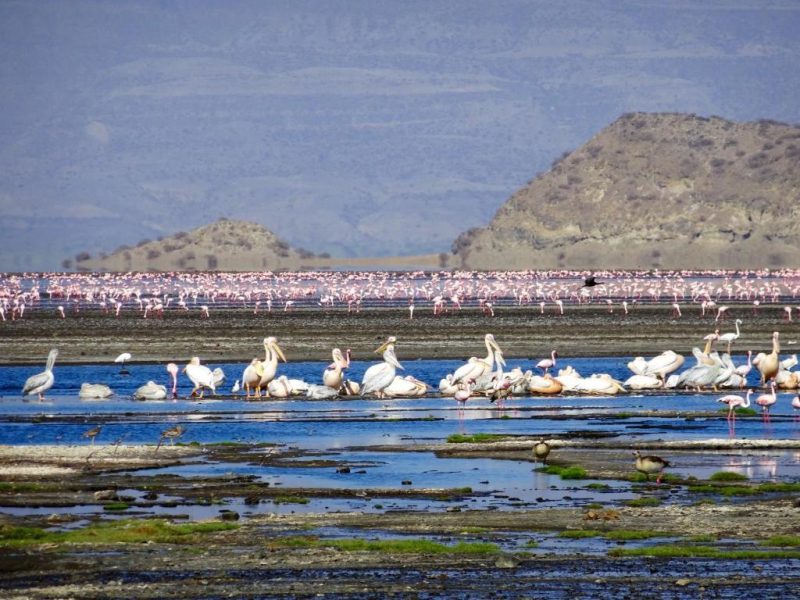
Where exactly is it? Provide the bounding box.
[528,374,563,395]
[22,349,58,401]
[756,332,780,385]
[623,374,663,390]
[212,368,226,386]
[574,374,626,395]
[439,374,459,396]
[183,357,216,398]
[323,348,350,390]
[78,383,114,399]
[451,334,503,385]
[259,337,287,394]
[134,381,167,401]
[554,366,584,392]
[628,351,684,380]
[361,336,402,398]
[717,319,743,353]
[241,358,265,398]
[383,375,428,398]
[114,352,132,374]
[267,375,293,398]
[307,384,339,400]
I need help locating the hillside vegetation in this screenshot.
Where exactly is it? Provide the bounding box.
[449,113,800,269]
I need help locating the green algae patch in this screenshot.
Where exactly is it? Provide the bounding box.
[102,502,130,511]
[558,530,602,539]
[558,529,669,541]
[273,496,310,505]
[624,497,662,507]
[687,485,756,496]
[609,545,800,559]
[718,407,758,417]
[446,433,508,444]
[761,535,800,547]
[537,465,588,480]
[0,519,238,548]
[709,471,748,482]
[0,482,50,493]
[273,536,499,555]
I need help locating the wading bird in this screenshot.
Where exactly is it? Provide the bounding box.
[634,450,670,484]
[361,336,402,398]
[22,349,58,402]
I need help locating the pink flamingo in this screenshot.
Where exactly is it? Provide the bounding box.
[671,303,681,318]
[734,350,752,388]
[755,382,777,423]
[537,350,557,375]
[717,389,752,431]
[166,363,179,399]
[454,379,474,407]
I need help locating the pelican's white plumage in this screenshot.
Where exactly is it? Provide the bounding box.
[22,349,58,401]
[134,381,167,401]
[79,383,114,399]
[184,357,216,397]
[361,336,402,398]
[383,375,428,398]
[259,337,287,392]
[451,334,502,385]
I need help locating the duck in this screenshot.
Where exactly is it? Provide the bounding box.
[634,450,670,484]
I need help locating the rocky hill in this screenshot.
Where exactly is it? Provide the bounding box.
[72,219,316,272]
[449,113,800,270]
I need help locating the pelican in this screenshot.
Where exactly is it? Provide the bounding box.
[259,337,287,394]
[267,375,293,398]
[323,348,350,390]
[623,374,663,390]
[211,368,226,386]
[307,384,339,400]
[22,349,58,401]
[756,332,780,385]
[528,374,563,395]
[78,383,113,399]
[628,351,684,380]
[134,380,167,401]
[718,319,742,353]
[574,373,626,395]
[451,334,503,385]
[554,365,585,392]
[241,358,265,398]
[384,375,428,398]
[114,352,132,375]
[183,357,216,398]
[634,450,670,484]
[439,374,459,396]
[361,336,402,398]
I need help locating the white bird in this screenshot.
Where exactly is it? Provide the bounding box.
[183,357,216,398]
[259,337,287,394]
[383,375,428,398]
[114,352,132,374]
[241,358,265,398]
[134,381,167,401]
[734,350,753,384]
[22,349,58,401]
[361,336,403,398]
[231,379,241,393]
[451,334,504,388]
[717,319,742,353]
[211,367,226,386]
[323,348,350,390]
[78,383,114,399]
[537,350,558,375]
[307,384,339,400]
[267,375,293,398]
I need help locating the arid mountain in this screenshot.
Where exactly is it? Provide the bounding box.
[72,219,316,272]
[449,113,800,270]
[70,218,442,272]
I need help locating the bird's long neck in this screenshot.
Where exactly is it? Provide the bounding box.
[772,334,780,357]
[45,351,57,372]
[735,321,740,336]
[743,390,752,408]
[483,340,494,366]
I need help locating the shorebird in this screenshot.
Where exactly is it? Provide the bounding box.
[537,350,557,375]
[634,450,670,484]
[156,425,185,451]
[755,382,777,423]
[533,440,551,465]
[717,389,752,425]
[82,425,102,446]
[114,352,132,375]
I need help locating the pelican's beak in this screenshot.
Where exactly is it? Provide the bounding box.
[387,351,404,371]
[271,341,287,362]
[374,341,390,354]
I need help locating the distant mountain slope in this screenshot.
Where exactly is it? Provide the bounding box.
[73,219,314,271]
[449,113,800,269]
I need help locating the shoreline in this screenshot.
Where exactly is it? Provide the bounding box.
[1,303,798,365]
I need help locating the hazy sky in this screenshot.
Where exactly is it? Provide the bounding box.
[1,0,799,270]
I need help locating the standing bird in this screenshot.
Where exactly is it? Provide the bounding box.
[22,349,58,402]
[756,332,781,385]
[533,440,551,465]
[166,363,179,399]
[634,450,670,484]
[454,379,474,407]
[537,350,558,375]
[755,382,777,423]
[259,337,287,394]
[155,425,185,451]
[114,352,132,375]
[183,357,216,398]
[323,348,349,390]
[82,425,102,446]
[361,336,403,398]
[231,379,240,393]
[791,395,800,420]
[241,358,265,398]
[734,350,753,387]
[717,389,753,424]
[717,319,743,354]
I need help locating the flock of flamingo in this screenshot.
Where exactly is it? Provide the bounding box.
[1,269,800,321]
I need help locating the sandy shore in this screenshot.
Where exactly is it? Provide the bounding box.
[1,303,798,364]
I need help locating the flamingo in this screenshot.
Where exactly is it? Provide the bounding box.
[22,349,58,401]
[717,389,752,424]
[166,362,179,399]
[717,319,742,353]
[734,350,752,387]
[537,350,557,375]
[755,382,777,423]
